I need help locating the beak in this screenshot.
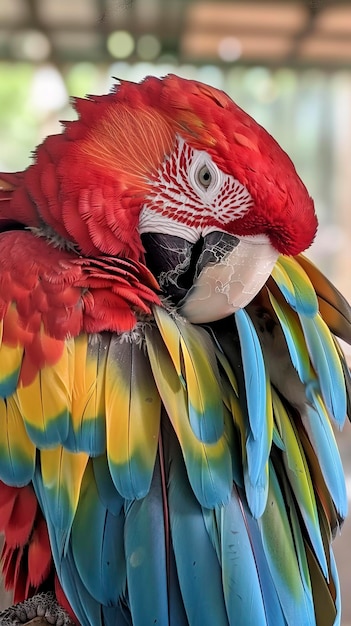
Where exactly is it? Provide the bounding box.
[179,232,279,322]
[141,231,279,323]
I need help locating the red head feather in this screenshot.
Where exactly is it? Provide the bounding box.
[0,74,317,258]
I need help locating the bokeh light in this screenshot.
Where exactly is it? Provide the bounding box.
[10,30,51,61]
[136,34,161,61]
[107,31,135,59]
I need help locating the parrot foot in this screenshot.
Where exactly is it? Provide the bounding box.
[0,592,75,626]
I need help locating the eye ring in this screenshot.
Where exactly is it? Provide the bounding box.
[197,165,212,188]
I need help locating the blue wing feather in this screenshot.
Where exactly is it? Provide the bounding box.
[235,308,266,443]
[217,485,268,626]
[259,463,316,625]
[124,458,169,626]
[71,462,126,606]
[235,309,270,516]
[167,429,230,626]
[93,455,125,516]
[304,399,347,519]
[329,550,341,626]
[33,467,104,626]
[300,315,346,427]
[242,506,287,625]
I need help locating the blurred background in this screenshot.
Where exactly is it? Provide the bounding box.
[0,0,350,622]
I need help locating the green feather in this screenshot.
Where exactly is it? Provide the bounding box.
[272,389,328,577]
[145,323,232,508]
[300,314,346,427]
[259,462,316,625]
[153,306,224,444]
[272,256,318,317]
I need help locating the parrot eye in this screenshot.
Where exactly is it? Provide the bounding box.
[197,165,212,188]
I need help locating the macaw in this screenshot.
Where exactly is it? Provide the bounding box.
[0,74,350,626]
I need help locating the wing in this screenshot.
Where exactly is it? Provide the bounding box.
[0,230,350,626]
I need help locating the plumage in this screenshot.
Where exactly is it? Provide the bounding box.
[216,487,268,626]
[0,396,36,486]
[297,254,351,343]
[0,338,23,397]
[145,321,233,509]
[153,305,224,443]
[124,463,170,626]
[303,399,347,519]
[0,73,349,626]
[67,334,106,454]
[271,389,327,577]
[71,461,125,607]
[299,314,346,427]
[104,336,161,499]
[235,311,270,484]
[258,462,317,625]
[271,254,318,317]
[16,359,71,448]
[266,287,311,383]
[167,432,230,626]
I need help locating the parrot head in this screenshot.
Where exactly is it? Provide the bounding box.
[2,74,317,323]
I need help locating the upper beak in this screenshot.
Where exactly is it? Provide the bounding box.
[141,231,279,324]
[180,231,279,322]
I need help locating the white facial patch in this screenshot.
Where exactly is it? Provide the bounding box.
[139,135,254,241]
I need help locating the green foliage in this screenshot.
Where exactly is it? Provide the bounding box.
[0,64,39,170]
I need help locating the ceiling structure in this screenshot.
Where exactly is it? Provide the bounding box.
[1,0,351,69]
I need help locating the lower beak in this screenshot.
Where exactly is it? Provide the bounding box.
[141,231,278,323]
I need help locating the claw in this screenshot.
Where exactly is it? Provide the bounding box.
[0,593,75,626]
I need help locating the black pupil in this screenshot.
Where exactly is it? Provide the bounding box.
[202,170,210,181]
